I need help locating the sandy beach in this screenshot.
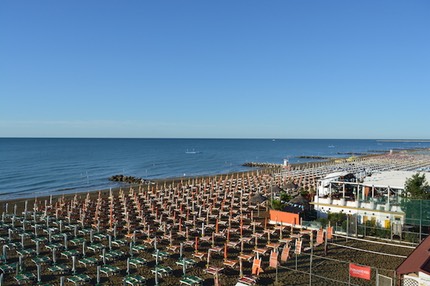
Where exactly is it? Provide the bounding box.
[1,151,429,285]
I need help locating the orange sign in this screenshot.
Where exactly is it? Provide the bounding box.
[269,210,299,225]
[349,263,371,280]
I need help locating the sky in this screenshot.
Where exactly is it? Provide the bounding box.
[1,1,429,139]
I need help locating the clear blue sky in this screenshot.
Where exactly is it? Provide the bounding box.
[1,1,429,139]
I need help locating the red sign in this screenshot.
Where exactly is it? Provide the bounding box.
[349,263,371,280]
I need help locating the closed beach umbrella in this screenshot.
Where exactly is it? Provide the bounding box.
[97,265,101,284]
[52,248,56,264]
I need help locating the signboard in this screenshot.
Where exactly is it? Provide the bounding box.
[349,263,371,280]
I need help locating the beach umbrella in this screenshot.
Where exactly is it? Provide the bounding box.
[108,235,112,250]
[82,241,86,257]
[126,258,130,275]
[180,243,183,259]
[102,248,106,265]
[224,243,228,260]
[36,263,41,283]
[0,273,3,286]
[36,240,40,256]
[206,249,211,268]
[71,255,76,274]
[182,258,186,276]
[239,257,243,277]
[63,234,68,250]
[18,254,23,270]
[129,242,133,257]
[2,245,7,263]
[97,265,101,285]
[52,247,57,265]
[212,232,215,248]
[195,236,199,253]
[20,233,25,249]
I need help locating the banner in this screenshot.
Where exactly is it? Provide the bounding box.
[349,263,371,280]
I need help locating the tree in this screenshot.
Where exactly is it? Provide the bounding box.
[401,173,430,227]
[404,173,430,199]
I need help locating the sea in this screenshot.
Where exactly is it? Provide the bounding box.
[1,138,430,200]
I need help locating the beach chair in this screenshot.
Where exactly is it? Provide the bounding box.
[223,259,238,268]
[280,246,290,262]
[192,251,206,260]
[129,257,147,268]
[0,262,16,274]
[237,275,258,285]
[123,274,146,285]
[78,257,98,267]
[14,272,36,285]
[100,265,120,276]
[180,275,203,285]
[251,258,263,275]
[48,264,69,274]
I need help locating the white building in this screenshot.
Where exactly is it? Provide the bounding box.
[312,170,430,229]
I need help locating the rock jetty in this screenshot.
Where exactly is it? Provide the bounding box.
[109,174,147,184]
[242,162,283,168]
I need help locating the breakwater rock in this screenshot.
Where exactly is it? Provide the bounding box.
[109,174,148,184]
[242,162,283,168]
[297,155,331,160]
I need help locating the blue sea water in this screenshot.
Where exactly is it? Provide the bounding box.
[1,138,429,200]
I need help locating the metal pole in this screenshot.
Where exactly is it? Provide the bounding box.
[309,241,313,285]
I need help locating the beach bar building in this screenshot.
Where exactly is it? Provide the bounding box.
[312,171,430,229]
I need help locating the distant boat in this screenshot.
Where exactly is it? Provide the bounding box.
[272,139,276,142]
[328,145,335,148]
[185,149,200,154]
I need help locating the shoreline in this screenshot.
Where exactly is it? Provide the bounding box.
[2,147,429,205]
[1,147,428,211]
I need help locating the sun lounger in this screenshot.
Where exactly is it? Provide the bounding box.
[67,274,91,285]
[32,255,52,265]
[223,259,238,268]
[237,275,257,285]
[61,249,80,258]
[16,248,36,257]
[70,237,86,245]
[100,265,120,276]
[176,258,196,268]
[192,251,206,260]
[48,263,69,274]
[14,272,36,284]
[123,274,146,286]
[151,265,173,277]
[129,257,147,268]
[112,239,127,247]
[78,257,98,266]
[87,243,104,252]
[131,244,146,253]
[204,266,224,275]
[180,275,203,285]
[0,262,16,274]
